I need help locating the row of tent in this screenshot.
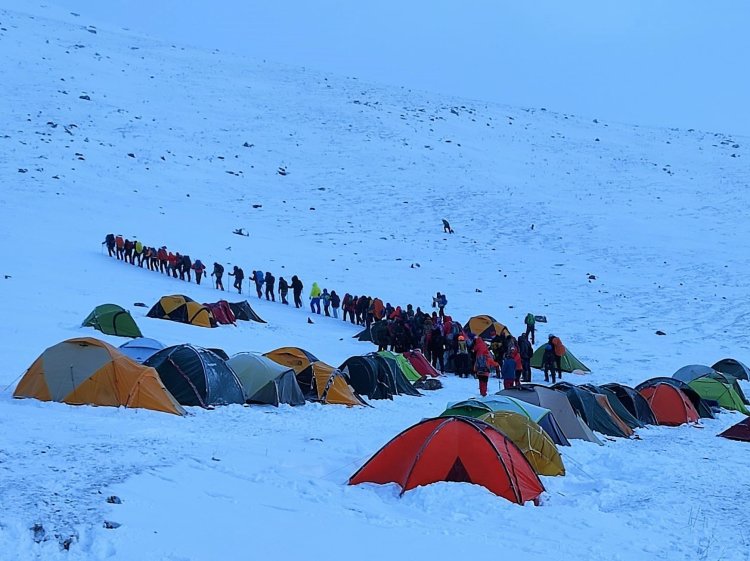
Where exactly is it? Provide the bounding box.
[82,297,265,338]
[347,363,750,504]
[12,339,443,415]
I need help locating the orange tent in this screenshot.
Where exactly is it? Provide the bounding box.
[13,337,185,415]
[638,383,699,426]
[349,416,544,504]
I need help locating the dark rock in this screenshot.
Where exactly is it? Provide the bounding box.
[103,521,120,529]
[79,95,90,101]
[655,330,666,336]
[106,495,122,504]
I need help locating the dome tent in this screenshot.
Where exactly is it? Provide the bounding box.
[145,345,244,407]
[119,338,165,363]
[466,315,510,340]
[82,304,142,338]
[14,337,184,415]
[637,382,700,426]
[635,377,714,419]
[530,344,591,373]
[712,358,750,381]
[147,295,215,328]
[227,352,305,406]
[601,383,657,425]
[349,416,544,505]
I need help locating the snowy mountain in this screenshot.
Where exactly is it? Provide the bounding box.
[0,3,748,560]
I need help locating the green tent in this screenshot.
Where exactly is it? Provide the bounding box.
[227,352,305,406]
[687,376,750,415]
[530,344,591,373]
[377,350,422,382]
[82,304,142,338]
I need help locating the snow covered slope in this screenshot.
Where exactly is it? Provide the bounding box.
[0,3,748,561]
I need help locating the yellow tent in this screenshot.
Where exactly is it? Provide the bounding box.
[479,411,565,476]
[467,315,510,340]
[14,337,185,415]
[146,295,215,328]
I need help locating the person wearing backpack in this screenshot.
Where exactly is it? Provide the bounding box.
[428,325,445,373]
[501,351,517,391]
[228,266,244,294]
[103,233,116,257]
[212,262,225,291]
[550,334,566,380]
[115,235,125,260]
[192,259,206,285]
[455,334,470,378]
[524,313,536,345]
[330,290,341,318]
[518,333,534,382]
[475,350,498,396]
[134,240,144,267]
[542,342,557,383]
[321,289,331,316]
[432,292,447,319]
[252,270,265,298]
[309,282,322,314]
[278,277,289,304]
[180,255,192,282]
[264,271,275,301]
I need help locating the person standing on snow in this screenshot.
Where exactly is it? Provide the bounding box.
[518,332,533,383]
[103,233,116,257]
[309,282,322,314]
[455,334,470,378]
[115,234,125,260]
[278,276,289,304]
[432,292,447,319]
[212,262,225,291]
[442,219,454,234]
[550,334,566,380]
[321,288,331,317]
[264,271,275,301]
[252,270,265,299]
[229,266,244,294]
[475,350,497,397]
[501,351,517,391]
[291,275,303,308]
[524,313,536,345]
[542,341,557,383]
[330,290,340,319]
[192,259,206,285]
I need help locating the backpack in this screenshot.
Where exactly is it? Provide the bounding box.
[214,263,224,275]
[525,313,535,326]
[195,259,203,269]
[476,353,488,371]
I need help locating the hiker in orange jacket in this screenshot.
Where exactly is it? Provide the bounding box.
[550,335,566,380]
[475,350,498,397]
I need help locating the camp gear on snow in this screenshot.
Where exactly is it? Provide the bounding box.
[82,304,142,338]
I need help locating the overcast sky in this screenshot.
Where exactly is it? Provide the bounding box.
[50,0,750,135]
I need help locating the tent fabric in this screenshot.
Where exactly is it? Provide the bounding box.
[82,304,142,338]
[144,345,244,407]
[227,352,305,406]
[377,351,422,383]
[530,345,591,373]
[478,411,565,476]
[712,358,750,381]
[552,383,629,438]
[466,315,511,340]
[593,394,634,437]
[341,355,393,400]
[118,337,166,363]
[402,350,440,377]
[581,384,644,429]
[370,354,421,397]
[349,416,544,505]
[601,383,658,425]
[147,295,215,328]
[673,364,721,384]
[638,383,700,426]
[499,385,602,444]
[353,326,373,342]
[14,337,184,416]
[203,300,236,325]
[264,347,320,373]
[441,396,569,447]
[687,377,750,415]
[718,417,750,442]
[635,378,715,419]
[228,300,266,323]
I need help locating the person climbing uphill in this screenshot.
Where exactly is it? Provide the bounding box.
[278,276,289,304]
[550,334,566,380]
[212,262,224,291]
[264,271,275,301]
[291,275,303,308]
[252,270,265,298]
[330,290,340,319]
[432,292,447,319]
[442,219,454,234]
[542,340,557,383]
[192,259,206,285]
[229,265,244,294]
[309,282,322,314]
[475,349,497,397]
[524,312,536,345]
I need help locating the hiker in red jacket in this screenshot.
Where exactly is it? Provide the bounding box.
[192,259,206,285]
[550,335,566,380]
[475,351,498,396]
[157,247,169,274]
[167,252,178,277]
[115,235,125,260]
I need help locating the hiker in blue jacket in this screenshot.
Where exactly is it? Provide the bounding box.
[252,270,265,298]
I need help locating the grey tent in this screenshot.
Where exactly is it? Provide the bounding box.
[227,353,305,406]
[340,354,420,399]
[499,385,602,444]
[552,382,631,438]
[712,358,750,381]
[118,337,165,363]
[673,365,749,405]
[228,301,266,323]
[581,384,644,430]
[601,383,658,425]
[371,353,421,397]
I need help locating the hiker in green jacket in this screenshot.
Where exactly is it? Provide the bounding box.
[524,313,536,345]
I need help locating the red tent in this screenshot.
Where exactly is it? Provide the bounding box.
[719,417,750,442]
[204,300,237,325]
[348,416,544,505]
[639,383,699,426]
[403,350,440,378]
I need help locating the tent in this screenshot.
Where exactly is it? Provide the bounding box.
[441,396,569,446]
[353,326,373,342]
[672,366,749,405]
[378,350,422,383]
[592,393,634,437]
[601,383,657,425]
[144,345,244,407]
[499,385,602,444]
[340,354,420,400]
[530,345,591,373]
[719,417,750,442]
[227,352,305,406]
[146,295,215,328]
[581,384,644,429]
[712,358,750,381]
[118,337,165,363]
[637,382,699,426]
[228,301,266,323]
[264,347,364,406]
[687,377,750,415]
[635,378,714,419]
[82,304,142,338]
[203,300,236,325]
[14,337,184,415]
[402,350,440,377]
[478,411,565,476]
[466,315,510,340]
[348,416,544,505]
[552,383,630,438]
